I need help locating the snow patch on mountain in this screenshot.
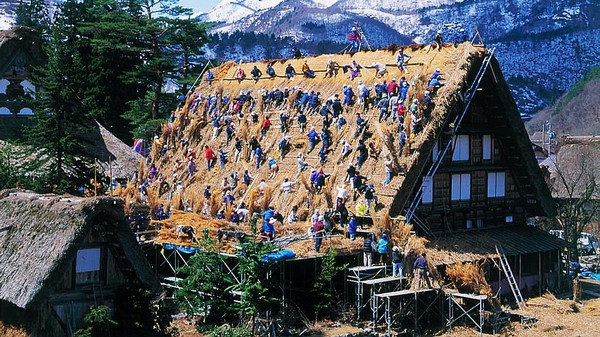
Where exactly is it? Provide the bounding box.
[201,0,283,24]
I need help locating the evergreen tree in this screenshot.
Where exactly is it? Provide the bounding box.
[24,2,96,194]
[175,239,237,324]
[15,0,52,38]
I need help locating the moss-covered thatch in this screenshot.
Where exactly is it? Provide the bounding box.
[0,189,158,310]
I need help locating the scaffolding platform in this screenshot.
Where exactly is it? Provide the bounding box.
[374,288,444,335]
[446,291,488,336]
[345,265,388,319]
[364,276,407,326]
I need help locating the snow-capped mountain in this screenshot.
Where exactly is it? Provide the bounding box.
[200,0,600,114]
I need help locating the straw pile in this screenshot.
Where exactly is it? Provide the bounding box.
[446,261,492,295]
[0,322,29,337]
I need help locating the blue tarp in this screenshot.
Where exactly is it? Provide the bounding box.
[580,271,600,280]
[261,249,296,262]
[163,244,196,254]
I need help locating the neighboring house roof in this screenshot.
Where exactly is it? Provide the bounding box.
[84,121,142,180]
[0,189,158,310]
[552,136,600,199]
[426,225,567,266]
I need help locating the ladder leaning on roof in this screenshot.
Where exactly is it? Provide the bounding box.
[496,245,526,310]
[403,48,496,232]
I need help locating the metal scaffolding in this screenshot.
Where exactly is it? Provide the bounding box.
[345,265,388,319]
[374,288,444,336]
[446,292,487,336]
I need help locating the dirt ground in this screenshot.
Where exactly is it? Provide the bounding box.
[172,295,600,337]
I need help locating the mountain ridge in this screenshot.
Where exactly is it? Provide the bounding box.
[201,0,600,115]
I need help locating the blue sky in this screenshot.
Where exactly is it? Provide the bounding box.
[178,0,220,13]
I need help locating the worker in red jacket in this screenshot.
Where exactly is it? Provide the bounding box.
[204,145,215,172]
[349,27,361,52]
[261,116,271,139]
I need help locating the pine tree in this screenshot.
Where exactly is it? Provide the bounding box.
[24,3,96,194]
[15,0,52,38]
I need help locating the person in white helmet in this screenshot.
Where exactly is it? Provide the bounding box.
[349,27,361,52]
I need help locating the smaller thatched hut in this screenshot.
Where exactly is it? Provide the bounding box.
[0,189,158,337]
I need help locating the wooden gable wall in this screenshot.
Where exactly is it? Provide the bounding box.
[412,63,543,233]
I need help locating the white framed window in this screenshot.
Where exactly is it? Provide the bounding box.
[452,135,469,161]
[76,248,101,273]
[483,135,492,160]
[506,215,513,223]
[75,248,103,285]
[466,219,473,229]
[477,219,484,228]
[451,173,471,201]
[422,176,433,204]
[487,172,506,197]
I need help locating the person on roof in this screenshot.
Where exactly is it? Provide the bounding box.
[279,135,291,160]
[383,155,394,186]
[255,145,264,170]
[223,190,235,207]
[307,127,320,153]
[378,94,390,122]
[387,78,399,97]
[234,66,246,82]
[285,63,296,79]
[268,157,279,179]
[343,85,355,107]
[364,183,378,211]
[354,113,368,140]
[302,60,316,78]
[250,65,262,83]
[205,69,214,86]
[429,68,442,85]
[348,27,361,52]
[315,169,330,193]
[243,169,253,187]
[297,110,307,133]
[348,214,358,241]
[261,116,271,139]
[218,148,228,168]
[434,30,443,49]
[368,62,387,77]
[204,145,215,172]
[340,139,352,161]
[396,48,412,74]
[266,63,276,78]
[324,59,340,78]
[297,152,309,174]
[348,60,362,80]
[355,199,367,216]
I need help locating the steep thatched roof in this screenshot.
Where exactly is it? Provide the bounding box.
[136,42,554,254]
[552,136,600,199]
[84,121,142,180]
[0,189,158,309]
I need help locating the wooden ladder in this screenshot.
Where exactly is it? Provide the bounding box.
[496,245,526,310]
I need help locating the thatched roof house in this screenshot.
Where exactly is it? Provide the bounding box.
[0,189,158,337]
[133,42,562,299]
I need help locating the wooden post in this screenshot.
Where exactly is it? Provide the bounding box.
[94,158,97,196]
[538,252,542,296]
